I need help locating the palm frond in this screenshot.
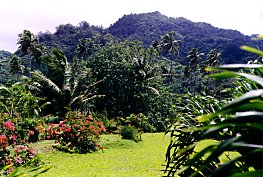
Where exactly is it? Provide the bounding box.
[32,70,61,96]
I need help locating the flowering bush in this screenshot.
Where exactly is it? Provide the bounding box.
[0,114,41,175]
[46,112,106,153]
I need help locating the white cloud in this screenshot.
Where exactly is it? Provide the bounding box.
[0,0,262,52]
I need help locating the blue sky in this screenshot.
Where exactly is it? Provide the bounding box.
[1,0,263,52]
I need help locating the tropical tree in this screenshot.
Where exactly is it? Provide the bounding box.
[17,30,44,75]
[158,32,180,83]
[76,39,89,60]
[86,35,166,118]
[9,55,24,82]
[31,48,103,116]
[200,48,222,74]
[184,48,203,78]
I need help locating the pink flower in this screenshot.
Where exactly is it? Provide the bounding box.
[28,131,34,135]
[47,135,51,139]
[11,134,17,140]
[14,156,22,164]
[9,166,13,172]
[100,125,106,133]
[15,145,25,153]
[4,121,15,131]
[87,115,93,120]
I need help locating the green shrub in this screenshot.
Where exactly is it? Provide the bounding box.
[120,126,140,142]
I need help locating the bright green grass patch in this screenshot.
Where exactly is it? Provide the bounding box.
[194,139,241,162]
[34,133,169,177]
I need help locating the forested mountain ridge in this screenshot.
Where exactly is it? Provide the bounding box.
[21,11,263,64]
[108,11,262,64]
[0,50,11,59]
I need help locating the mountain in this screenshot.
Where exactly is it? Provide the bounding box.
[108,11,262,64]
[37,11,263,64]
[0,50,11,59]
[38,21,104,60]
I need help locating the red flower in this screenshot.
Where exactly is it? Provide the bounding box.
[0,135,8,148]
[63,127,71,133]
[58,121,64,127]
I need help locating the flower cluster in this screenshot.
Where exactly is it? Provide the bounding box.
[0,114,41,175]
[3,121,15,131]
[46,112,106,153]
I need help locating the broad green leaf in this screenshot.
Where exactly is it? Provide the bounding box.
[230,171,263,177]
[197,89,263,122]
[237,72,263,86]
[233,142,263,149]
[207,71,238,80]
[203,122,263,134]
[241,45,263,56]
[190,137,239,177]
[206,64,263,72]
[210,150,263,177]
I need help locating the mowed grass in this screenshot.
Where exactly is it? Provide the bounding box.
[33,133,169,177]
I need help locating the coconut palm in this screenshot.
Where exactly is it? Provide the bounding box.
[9,55,24,82]
[159,32,180,83]
[76,39,89,60]
[17,30,44,75]
[31,49,104,116]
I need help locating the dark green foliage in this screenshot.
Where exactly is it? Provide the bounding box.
[0,83,48,118]
[120,126,139,142]
[38,22,103,61]
[0,51,14,83]
[86,35,166,118]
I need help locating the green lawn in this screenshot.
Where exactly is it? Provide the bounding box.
[33,133,169,177]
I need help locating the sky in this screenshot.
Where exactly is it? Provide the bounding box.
[1,0,263,52]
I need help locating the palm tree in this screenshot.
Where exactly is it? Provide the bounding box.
[184,48,203,78]
[9,55,24,82]
[201,49,222,72]
[17,30,44,75]
[76,39,89,60]
[159,32,180,83]
[32,49,104,116]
